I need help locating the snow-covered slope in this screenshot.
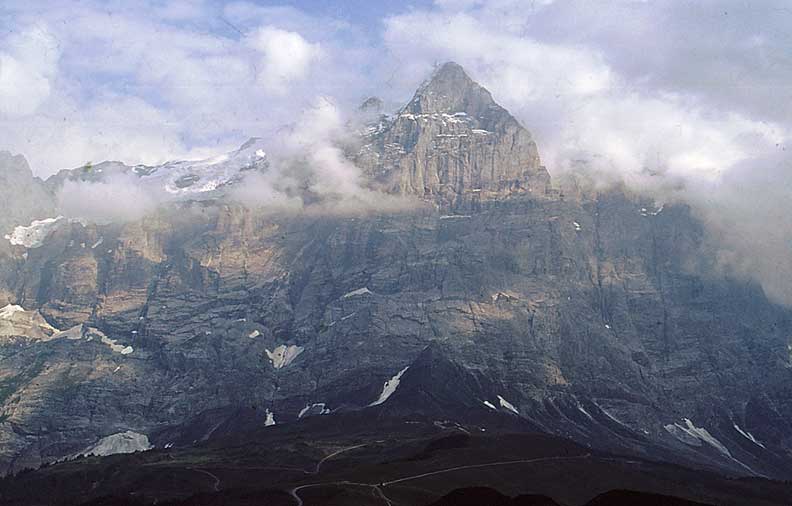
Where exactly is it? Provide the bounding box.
[80,431,152,457]
[4,216,64,248]
[135,138,269,198]
[47,138,269,201]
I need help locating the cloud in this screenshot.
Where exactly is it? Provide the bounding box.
[57,173,158,224]
[227,171,303,212]
[279,97,362,196]
[383,4,789,183]
[230,96,412,213]
[0,1,366,175]
[248,26,322,94]
[0,25,59,117]
[218,94,416,218]
[527,0,792,125]
[684,154,792,305]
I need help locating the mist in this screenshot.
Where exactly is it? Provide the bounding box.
[685,155,792,306]
[57,173,159,224]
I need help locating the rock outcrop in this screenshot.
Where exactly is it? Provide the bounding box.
[356,62,550,211]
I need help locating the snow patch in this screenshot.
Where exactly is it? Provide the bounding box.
[82,431,152,457]
[594,402,629,427]
[5,216,64,248]
[145,138,269,197]
[264,409,276,426]
[0,304,24,319]
[369,366,409,406]
[497,395,519,414]
[54,326,133,354]
[100,334,134,355]
[265,344,304,369]
[577,404,594,419]
[664,418,731,457]
[343,287,373,298]
[734,423,766,448]
[298,402,331,419]
[640,204,664,217]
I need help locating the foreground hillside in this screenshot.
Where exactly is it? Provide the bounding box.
[2,417,790,505]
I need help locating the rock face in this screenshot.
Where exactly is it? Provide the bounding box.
[356,62,550,211]
[0,152,57,306]
[0,63,791,482]
[0,304,58,341]
[0,152,56,240]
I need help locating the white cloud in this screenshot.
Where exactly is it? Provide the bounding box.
[248,26,321,94]
[260,96,367,200]
[385,11,613,101]
[0,1,368,175]
[4,93,210,174]
[57,173,158,223]
[383,5,788,184]
[0,25,59,117]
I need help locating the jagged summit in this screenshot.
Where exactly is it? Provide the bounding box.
[405,62,499,118]
[355,61,550,209]
[0,152,56,244]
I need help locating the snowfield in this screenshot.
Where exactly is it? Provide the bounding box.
[4,216,64,248]
[343,287,373,298]
[81,431,152,457]
[369,366,409,406]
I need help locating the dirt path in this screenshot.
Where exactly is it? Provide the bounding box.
[191,468,221,492]
[288,454,592,505]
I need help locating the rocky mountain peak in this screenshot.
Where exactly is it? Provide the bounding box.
[0,151,34,180]
[355,62,550,209]
[0,153,56,250]
[405,62,498,118]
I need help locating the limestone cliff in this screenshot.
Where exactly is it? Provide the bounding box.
[356,62,550,211]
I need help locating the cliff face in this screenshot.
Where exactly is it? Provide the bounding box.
[0,63,791,481]
[355,62,550,211]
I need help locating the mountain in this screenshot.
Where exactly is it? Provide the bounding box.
[355,62,550,210]
[45,137,270,200]
[0,63,792,505]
